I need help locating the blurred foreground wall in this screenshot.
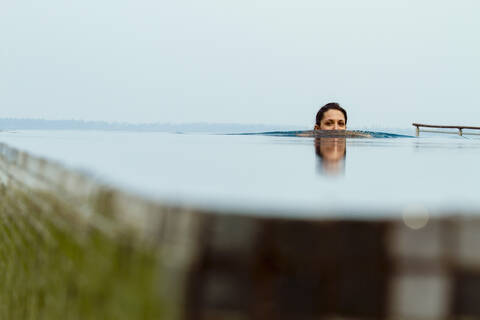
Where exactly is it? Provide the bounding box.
[0,143,198,319]
[1,142,480,320]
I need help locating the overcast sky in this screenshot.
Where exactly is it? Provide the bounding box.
[1,0,479,128]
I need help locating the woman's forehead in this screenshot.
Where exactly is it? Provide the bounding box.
[323,109,345,120]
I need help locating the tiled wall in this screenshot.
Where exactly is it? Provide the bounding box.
[186,216,480,320]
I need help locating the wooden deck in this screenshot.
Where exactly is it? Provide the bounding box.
[412,123,480,136]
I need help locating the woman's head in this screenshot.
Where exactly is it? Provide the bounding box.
[314,103,347,130]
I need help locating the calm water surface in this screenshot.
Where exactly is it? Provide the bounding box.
[1,129,479,218]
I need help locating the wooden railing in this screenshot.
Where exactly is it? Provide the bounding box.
[412,123,480,136]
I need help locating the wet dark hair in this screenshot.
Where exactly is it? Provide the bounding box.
[315,103,347,126]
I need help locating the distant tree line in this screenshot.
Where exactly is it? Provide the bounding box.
[0,118,298,133]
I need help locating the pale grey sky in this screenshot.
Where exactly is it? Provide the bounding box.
[1,0,479,128]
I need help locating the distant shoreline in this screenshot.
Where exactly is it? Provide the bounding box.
[0,118,300,133]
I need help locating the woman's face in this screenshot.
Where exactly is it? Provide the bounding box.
[316,109,346,130]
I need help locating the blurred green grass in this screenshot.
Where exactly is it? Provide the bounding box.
[0,185,169,320]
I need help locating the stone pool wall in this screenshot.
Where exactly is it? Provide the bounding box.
[1,142,480,320]
[0,143,201,320]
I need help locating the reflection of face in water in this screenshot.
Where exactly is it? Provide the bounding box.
[315,137,346,175]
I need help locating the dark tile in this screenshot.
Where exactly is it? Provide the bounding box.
[337,266,386,317]
[274,273,336,317]
[453,272,480,317]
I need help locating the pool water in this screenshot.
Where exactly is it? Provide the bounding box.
[1,129,479,218]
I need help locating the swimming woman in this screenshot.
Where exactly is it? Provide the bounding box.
[314,102,347,131]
